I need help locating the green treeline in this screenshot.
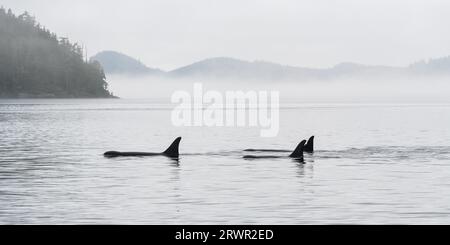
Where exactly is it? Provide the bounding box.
[0,8,114,98]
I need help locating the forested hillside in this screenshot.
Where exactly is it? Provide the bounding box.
[0,8,114,98]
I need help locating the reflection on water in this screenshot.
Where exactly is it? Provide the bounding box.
[1,99,450,224]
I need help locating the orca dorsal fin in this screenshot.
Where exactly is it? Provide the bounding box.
[290,140,307,158]
[304,136,314,153]
[163,137,182,158]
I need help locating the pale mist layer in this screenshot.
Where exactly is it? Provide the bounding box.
[107,75,450,104]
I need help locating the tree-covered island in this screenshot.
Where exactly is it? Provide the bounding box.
[0,7,115,98]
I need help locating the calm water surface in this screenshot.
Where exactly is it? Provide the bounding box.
[1,99,450,224]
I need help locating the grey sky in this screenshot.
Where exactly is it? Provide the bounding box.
[2,0,450,70]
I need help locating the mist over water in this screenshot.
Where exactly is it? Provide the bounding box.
[107,75,450,103]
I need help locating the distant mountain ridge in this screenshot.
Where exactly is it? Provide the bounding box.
[90,51,163,75]
[91,51,450,81]
[168,57,321,81]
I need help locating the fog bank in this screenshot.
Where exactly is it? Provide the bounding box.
[107,75,450,103]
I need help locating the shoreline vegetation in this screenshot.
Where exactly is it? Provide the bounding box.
[0,7,116,99]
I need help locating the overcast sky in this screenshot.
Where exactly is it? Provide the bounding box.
[2,0,450,70]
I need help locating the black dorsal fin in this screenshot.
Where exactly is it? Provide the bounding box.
[290,140,307,158]
[304,136,314,153]
[163,137,182,158]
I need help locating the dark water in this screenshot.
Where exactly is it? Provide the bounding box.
[1,99,450,224]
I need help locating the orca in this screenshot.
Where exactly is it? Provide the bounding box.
[244,136,315,153]
[243,149,291,153]
[104,137,182,158]
[304,136,314,153]
[243,140,307,160]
